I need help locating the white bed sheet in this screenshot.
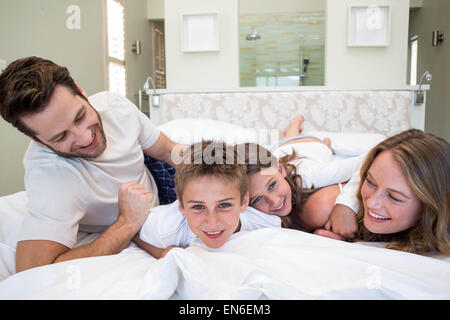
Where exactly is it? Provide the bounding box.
[0,227,449,299]
[0,191,27,281]
[0,190,449,299]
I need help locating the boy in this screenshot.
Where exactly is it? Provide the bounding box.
[135,141,281,259]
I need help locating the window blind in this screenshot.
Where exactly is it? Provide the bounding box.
[106,0,126,97]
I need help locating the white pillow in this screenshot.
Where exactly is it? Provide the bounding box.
[158,118,259,145]
[306,131,386,157]
[158,119,387,158]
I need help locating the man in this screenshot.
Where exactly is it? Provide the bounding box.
[0,56,183,272]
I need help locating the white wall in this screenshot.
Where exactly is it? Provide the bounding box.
[125,0,154,107]
[409,0,450,141]
[149,0,326,19]
[325,0,410,87]
[0,0,106,196]
[239,0,325,14]
[147,0,164,20]
[164,0,239,90]
[0,0,153,196]
[159,0,410,89]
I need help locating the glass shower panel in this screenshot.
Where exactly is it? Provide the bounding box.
[240,11,325,87]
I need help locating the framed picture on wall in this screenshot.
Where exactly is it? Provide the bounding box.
[348,5,391,47]
[182,13,219,52]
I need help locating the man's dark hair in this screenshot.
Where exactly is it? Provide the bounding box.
[0,56,86,138]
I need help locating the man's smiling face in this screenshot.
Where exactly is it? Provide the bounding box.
[21,85,107,159]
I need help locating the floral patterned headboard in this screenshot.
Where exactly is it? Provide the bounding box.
[155,90,412,137]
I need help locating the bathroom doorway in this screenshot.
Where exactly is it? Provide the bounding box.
[152,20,166,88]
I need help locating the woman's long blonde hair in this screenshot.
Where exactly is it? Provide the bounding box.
[355,129,450,255]
[240,143,315,230]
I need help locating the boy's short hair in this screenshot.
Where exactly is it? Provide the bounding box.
[174,140,248,207]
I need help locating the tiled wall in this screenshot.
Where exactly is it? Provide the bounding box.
[239,11,325,87]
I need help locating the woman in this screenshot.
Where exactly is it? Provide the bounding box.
[243,127,450,255]
[345,129,449,254]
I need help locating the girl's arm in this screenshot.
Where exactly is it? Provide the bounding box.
[298,184,357,241]
[297,184,341,232]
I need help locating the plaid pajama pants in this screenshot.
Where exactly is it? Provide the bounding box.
[144,155,177,205]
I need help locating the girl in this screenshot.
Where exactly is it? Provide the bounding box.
[243,115,374,235]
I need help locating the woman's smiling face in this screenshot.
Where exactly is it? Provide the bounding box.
[361,150,422,234]
[247,164,293,217]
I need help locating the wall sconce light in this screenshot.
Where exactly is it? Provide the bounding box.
[432,30,444,46]
[132,40,141,55]
[143,76,160,108]
[414,71,432,105]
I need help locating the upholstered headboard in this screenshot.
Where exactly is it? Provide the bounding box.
[149,89,425,137]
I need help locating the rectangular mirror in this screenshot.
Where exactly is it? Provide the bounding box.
[239,2,325,87]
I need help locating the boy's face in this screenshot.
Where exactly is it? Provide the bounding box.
[179,175,249,248]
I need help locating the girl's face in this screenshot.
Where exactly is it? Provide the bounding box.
[247,162,293,217]
[361,150,422,234]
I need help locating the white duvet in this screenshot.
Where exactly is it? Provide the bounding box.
[1,226,449,300]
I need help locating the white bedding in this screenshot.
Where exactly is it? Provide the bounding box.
[0,191,27,281]
[0,227,449,299]
[0,118,449,299]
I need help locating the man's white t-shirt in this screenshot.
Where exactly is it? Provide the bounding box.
[139,200,282,248]
[18,91,161,248]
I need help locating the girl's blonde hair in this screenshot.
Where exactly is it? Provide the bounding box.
[355,129,450,255]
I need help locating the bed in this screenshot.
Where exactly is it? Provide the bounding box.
[1,91,449,300]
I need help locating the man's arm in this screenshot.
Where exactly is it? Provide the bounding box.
[16,218,137,272]
[15,181,152,273]
[143,132,187,167]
